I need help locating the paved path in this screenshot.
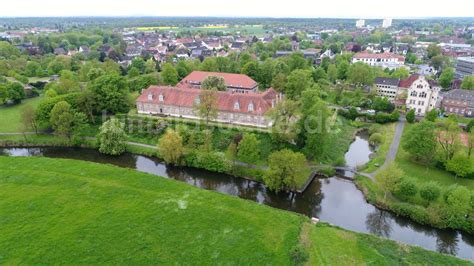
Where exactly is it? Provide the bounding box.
[381,119,405,170]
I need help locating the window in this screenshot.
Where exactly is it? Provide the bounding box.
[158,94,164,102]
[194,96,200,105]
[234,101,240,110]
[410,91,417,97]
[248,103,254,112]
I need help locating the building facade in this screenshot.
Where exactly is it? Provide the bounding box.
[136,86,280,128]
[455,57,474,78]
[405,75,440,116]
[352,51,405,70]
[374,77,401,102]
[441,89,474,117]
[177,71,259,93]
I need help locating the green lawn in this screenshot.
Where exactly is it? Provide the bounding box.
[0,97,42,133]
[0,156,469,264]
[362,123,396,173]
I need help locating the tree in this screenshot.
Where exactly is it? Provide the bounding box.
[427,44,442,59]
[337,61,349,80]
[6,82,25,104]
[403,121,437,163]
[445,154,472,178]
[327,64,337,83]
[49,101,84,140]
[406,109,416,123]
[241,61,259,81]
[157,129,185,165]
[263,149,307,192]
[87,74,130,114]
[430,55,448,70]
[468,130,474,158]
[237,133,260,164]
[436,120,460,162]
[284,69,313,99]
[201,76,226,91]
[425,109,438,122]
[161,63,179,85]
[312,67,328,83]
[267,99,300,143]
[420,182,441,202]
[347,62,374,86]
[21,105,38,134]
[461,75,474,90]
[369,133,383,146]
[97,118,127,156]
[195,88,218,127]
[439,68,455,89]
[375,163,404,200]
[300,94,330,160]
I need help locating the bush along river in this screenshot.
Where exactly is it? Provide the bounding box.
[1,133,473,261]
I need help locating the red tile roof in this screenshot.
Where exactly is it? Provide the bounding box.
[177,71,258,90]
[399,74,420,88]
[353,51,405,62]
[137,86,277,115]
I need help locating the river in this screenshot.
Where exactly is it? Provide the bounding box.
[1,135,473,261]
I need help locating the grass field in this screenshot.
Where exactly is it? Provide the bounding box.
[362,123,396,173]
[134,24,266,35]
[0,156,469,264]
[0,97,42,133]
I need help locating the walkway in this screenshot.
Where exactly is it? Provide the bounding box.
[381,119,406,169]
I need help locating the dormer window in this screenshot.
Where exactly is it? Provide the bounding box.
[159,94,164,102]
[147,93,153,102]
[234,101,240,110]
[194,96,200,105]
[248,103,254,112]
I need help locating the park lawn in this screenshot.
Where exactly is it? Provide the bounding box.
[0,156,470,265]
[0,156,302,264]
[362,122,396,173]
[396,124,474,191]
[0,97,42,133]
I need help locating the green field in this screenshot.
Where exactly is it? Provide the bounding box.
[0,156,469,264]
[0,97,42,133]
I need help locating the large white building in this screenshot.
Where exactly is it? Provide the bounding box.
[382,18,392,28]
[352,51,405,70]
[356,19,365,28]
[405,75,440,116]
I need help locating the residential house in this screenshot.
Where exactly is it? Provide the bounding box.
[455,57,474,78]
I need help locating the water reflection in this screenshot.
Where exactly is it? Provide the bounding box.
[1,147,473,261]
[366,209,392,238]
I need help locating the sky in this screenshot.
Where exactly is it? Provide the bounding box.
[0,0,473,18]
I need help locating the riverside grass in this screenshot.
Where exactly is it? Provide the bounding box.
[0,156,471,264]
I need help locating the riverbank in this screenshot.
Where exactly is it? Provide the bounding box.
[0,155,470,264]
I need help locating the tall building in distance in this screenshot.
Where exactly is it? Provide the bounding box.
[382,18,392,28]
[356,19,365,28]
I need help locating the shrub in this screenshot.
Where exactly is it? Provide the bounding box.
[396,178,418,198]
[369,132,383,146]
[390,202,431,225]
[368,124,381,135]
[185,151,231,173]
[406,109,415,123]
[419,182,441,202]
[290,244,309,266]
